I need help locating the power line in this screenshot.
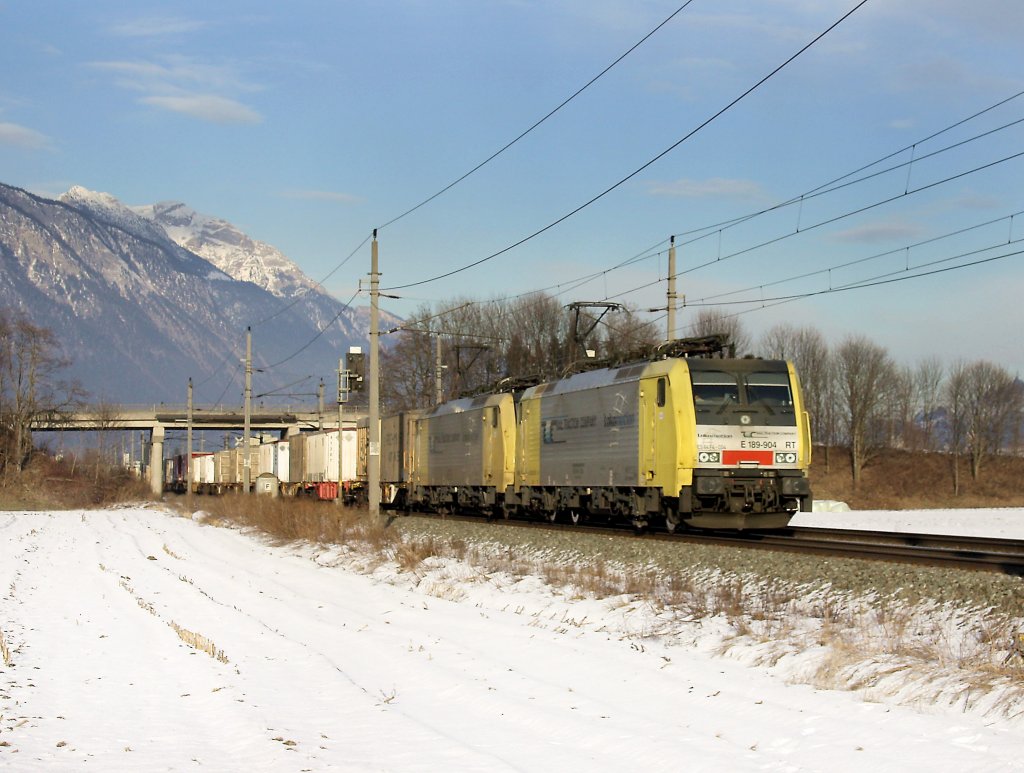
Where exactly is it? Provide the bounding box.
[668,90,1024,244]
[485,91,1024,309]
[601,150,1024,303]
[683,242,1024,308]
[251,233,370,327]
[247,1,696,354]
[263,287,362,370]
[382,0,870,293]
[690,211,1024,305]
[375,2,696,233]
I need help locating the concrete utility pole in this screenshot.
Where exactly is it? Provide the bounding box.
[368,231,381,517]
[243,326,252,494]
[186,377,193,510]
[318,379,325,431]
[667,235,677,341]
[435,333,443,405]
[336,357,344,507]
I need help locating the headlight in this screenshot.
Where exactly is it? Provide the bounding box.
[695,476,724,494]
[774,452,798,464]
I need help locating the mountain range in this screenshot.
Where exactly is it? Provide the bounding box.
[0,182,394,405]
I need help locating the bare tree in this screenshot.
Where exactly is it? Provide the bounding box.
[957,360,1022,480]
[914,356,944,452]
[887,364,916,449]
[945,359,969,495]
[380,304,440,412]
[687,308,751,356]
[834,335,894,485]
[0,310,84,472]
[759,323,835,468]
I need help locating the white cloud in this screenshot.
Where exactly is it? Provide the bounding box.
[832,220,924,244]
[110,17,209,37]
[90,55,263,125]
[141,95,262,125]
[0,122,50,150]
[281,189,362,204]
[90,57,257,94]
[646,177,766,199]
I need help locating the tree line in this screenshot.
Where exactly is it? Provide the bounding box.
[382,295,1023,490]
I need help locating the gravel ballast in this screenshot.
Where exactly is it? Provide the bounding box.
[387,513,1024,616]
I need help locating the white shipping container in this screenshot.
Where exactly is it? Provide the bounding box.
[259,443,275,481]
[191,453,215,485]
[340,427,357,482]
[275,441,290,483]
[296,429,358,483]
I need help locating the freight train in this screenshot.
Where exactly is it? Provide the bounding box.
[373,342,813,532]
[166,339,813,532]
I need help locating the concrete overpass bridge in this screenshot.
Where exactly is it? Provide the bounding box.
[31,403,367,495]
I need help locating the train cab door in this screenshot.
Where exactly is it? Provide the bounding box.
[638,376,663,483]
[482,405,501,485]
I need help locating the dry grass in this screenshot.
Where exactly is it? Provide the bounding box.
[0,625,11,666]
[0,454,154,510]
[169,621,229,663]
[811,446,1024,509]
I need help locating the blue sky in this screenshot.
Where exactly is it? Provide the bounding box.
[3,0,1024,375]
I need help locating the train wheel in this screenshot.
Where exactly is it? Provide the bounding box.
[544,510,557,524]
[567,509,584,526]
[631,518,648,535]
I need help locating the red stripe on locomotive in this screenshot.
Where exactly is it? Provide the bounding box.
[722,450,774,466]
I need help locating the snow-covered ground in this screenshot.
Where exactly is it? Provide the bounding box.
[1,505,1022,771]
[795,504,1024,540]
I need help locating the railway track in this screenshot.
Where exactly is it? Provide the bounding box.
[395,510,1024,576]
[681,527,1024,575]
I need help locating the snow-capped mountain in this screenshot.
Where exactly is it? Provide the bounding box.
[130,200,316,299]
[125,197,393,346]
[0,182,392,404]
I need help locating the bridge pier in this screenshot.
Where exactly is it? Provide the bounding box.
[149,424,165,497]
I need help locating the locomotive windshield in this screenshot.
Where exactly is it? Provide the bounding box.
[691,371,739,410]
[690,364,797,426]
[745,372,794,413]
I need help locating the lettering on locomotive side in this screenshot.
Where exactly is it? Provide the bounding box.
[603,413,636,428]
[429,431,475,452]
[542,415,598,444]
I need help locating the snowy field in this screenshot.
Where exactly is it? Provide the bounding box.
[795,504,1024,540]
[1,505,1023,771]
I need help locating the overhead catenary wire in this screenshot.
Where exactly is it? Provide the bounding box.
[267,0,696,349]
[250,233,371,328]
[600,150,1024,304]
[375,2,697,233]
[688,210,1024,305]
[481,91,1024,311]
[382,0,870,293]
[263,287,363,370]
[682,244,1024,309]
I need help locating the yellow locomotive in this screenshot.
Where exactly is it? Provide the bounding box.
[396,346,812,532]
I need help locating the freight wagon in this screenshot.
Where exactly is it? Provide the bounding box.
[284,426,359,499]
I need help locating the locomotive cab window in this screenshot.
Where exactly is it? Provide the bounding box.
[656,377,667,407]
[691,371,739,411]
[745,372,794,413]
